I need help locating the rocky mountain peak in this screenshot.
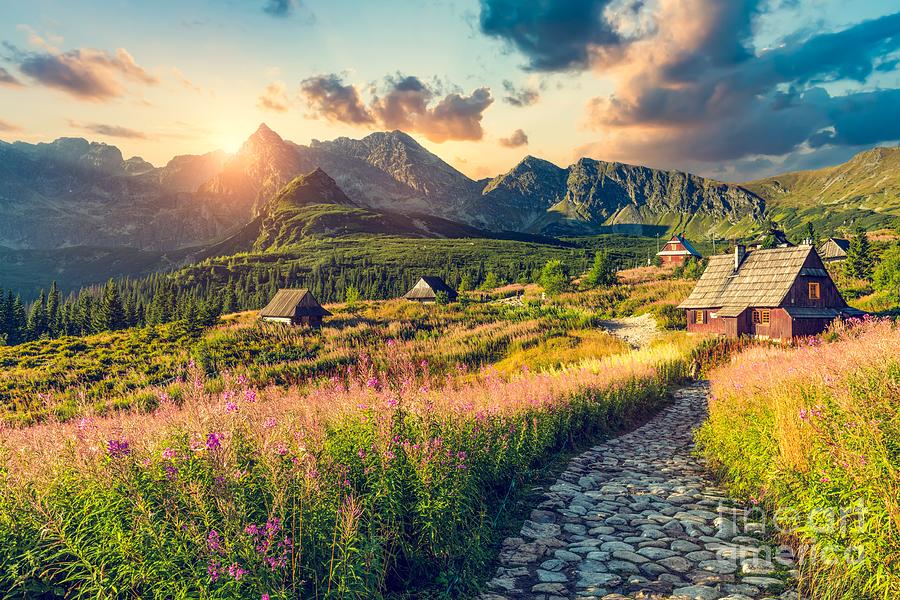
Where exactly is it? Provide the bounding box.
[267,168,354,213]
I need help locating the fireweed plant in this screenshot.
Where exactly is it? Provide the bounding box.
[696,318,900,599]
[0,342,690,598]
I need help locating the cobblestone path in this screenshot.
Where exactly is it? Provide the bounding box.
[480,383,800,600]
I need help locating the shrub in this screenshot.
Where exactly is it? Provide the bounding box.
[654,303,686,330]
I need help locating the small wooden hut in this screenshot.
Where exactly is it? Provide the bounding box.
[259,289,331,326]
[678,244,862,340]
[656,234,702,266]
[403,277,458,303]
[819,237,850,262]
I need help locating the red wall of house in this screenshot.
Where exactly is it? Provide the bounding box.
[685,309,727,334]
[661,254,688,266]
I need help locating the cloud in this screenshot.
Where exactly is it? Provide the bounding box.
[480,1,900,177]
[372,75,494,142]
[263,0,295,17]
[299,74,375,124]
[68,120,151,139]
[502,80,540,106]
[0,118,21,132]
[0,66,22,87]
[257,81,292,112]
[299,73,494,142]
[9,44,157,101]
[479,0,622,70]
[499,128,529,147]
[171,67,203,94]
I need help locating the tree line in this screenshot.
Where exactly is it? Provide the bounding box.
[0,247,630,346]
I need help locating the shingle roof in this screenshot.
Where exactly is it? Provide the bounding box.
[260,289,331,318]
[403,276,458,300]
[678,246,816,309]
[819,238,850,260]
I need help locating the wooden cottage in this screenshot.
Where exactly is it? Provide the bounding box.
[819,237,850,262]
[678,245,862,340]
[259,289,331,326]
[657,234,702,266]
[403,276,458,303]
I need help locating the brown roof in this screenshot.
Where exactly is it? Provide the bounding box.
[678,246,818,310]
[819,238,850,260]
[403,276,458,300]
[259,289,331,318]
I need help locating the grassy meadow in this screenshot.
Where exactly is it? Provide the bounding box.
[696,318,900,599]
[0,278,703,598]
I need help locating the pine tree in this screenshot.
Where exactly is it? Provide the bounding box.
[539,260,568,296]
[27,290,48,340]
[46,281,61,336]
[845,227,873,281]
[584,251,617,288]
[96,280,127,331]
[803,222,818,247]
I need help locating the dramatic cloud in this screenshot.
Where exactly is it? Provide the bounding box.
[0,66,22,87]
[480,0,900,177]
[9,44,157,100]
[257,82,292,112]
[299,73,494,142]
[0,118,21,132]
[499,128,529,147]
[372,76,494,142]
[69,121,150,139]
[479,0,622,70]
[299,74,375,125]
[502,80,540,106]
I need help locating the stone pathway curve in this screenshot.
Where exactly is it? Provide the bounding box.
[481,383,800,600]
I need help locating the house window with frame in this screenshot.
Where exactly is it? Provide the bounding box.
[694,310,704,324]
[752,309,771,324]
[808,281,821,300]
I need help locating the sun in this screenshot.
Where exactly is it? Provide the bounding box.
[221,137,243,154]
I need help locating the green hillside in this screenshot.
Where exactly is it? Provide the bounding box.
[744,146,900,236]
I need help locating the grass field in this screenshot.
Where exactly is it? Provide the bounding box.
[0,278,702,598]
[696,318,900,599]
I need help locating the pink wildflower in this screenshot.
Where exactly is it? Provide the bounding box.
[264,417,277,429]
[225,401,238,413]
[245,389,257,403]
[228,562,247,581]
[162,448,176,460]
[206,432,223,451]
[107,438,131,459]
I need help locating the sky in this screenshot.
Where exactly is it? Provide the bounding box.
[0,0,898,181]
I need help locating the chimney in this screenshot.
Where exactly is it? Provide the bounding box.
[734,244,746,271]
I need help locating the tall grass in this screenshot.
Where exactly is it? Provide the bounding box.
[696,318,900,599]
[0,341,690,598]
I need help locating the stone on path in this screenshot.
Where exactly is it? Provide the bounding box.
[479,383,801,600]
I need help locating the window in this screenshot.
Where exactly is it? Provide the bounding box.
[752,309,771,324]
[694,310,704,324]
[808,282,821,300]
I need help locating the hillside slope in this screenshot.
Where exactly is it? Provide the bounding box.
[744,146,900,234]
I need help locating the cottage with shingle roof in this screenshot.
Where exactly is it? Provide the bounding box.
[678,244,862,340]
[656,234,702,266]
[403,276,458,303]
[260,289,331,327]
[819,237,850,262]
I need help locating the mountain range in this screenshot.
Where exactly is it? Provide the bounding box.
[1,123,897,256]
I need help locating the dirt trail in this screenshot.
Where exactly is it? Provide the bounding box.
[597,314,660,349]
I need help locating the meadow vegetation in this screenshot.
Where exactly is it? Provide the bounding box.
[0,322,695,598]
[696,318,900,599]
